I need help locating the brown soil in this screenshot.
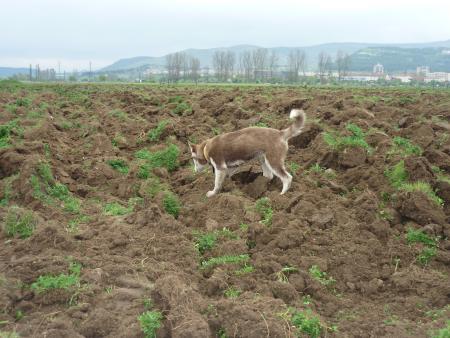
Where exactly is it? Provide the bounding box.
[1,83,450,337]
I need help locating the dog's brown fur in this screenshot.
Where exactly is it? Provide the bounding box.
[189,109,306,197]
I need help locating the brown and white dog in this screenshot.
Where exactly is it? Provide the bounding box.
[189,109,306,197]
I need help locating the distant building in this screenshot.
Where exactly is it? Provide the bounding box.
[416,66,430,75]
[373,63,384,75]
[424,72,449,83]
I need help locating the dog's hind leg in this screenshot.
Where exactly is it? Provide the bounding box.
[265,154,292,194]
[259,155,274,179]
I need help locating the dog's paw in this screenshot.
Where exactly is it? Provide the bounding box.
[263,172,273,179]
[206,190,216,198]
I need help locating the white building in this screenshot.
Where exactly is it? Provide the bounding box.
[424,72,449,83]
[373,63,384,75]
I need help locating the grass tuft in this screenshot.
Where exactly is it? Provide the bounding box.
[389,136,422,157]
[309,265,335,286]
[291,309,323,338]
[400,182,444,207]
[162,192,181,218]
[148,120,169,142]
[201,254,250,269]
[107,159,129,174]
[135,144,180,172]
[31,262,81,294]
[255,197,273,226]
[323,123,370,152]
[3,206,36,239]
[138,311,163,338]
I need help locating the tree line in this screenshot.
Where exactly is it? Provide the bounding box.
[164,48,351,83]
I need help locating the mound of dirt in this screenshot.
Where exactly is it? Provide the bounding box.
[1,83,449,337]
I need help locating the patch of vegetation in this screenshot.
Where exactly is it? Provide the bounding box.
[15,97,31,107]
[418,247,437,266]
[224,287,241,298]
[138,310,163,338]
[31,162,82,213]
[0,175,15,207]
[135,144,180,172]
[3,206,36,239]
[0,120,22,148]
[291,309,323,338]
[234,264,255,275]
[385,160,408,188]
[288,162,300,176]
[400,182,444,207]
[388,136,422,157]
[108,109,128,120]
[432,166,450,184]
[276,266,298,283]
[163,192,181,218]
[323,123,371,152]
[148,120,169,142]
[168,95,183,103]
[194,231,217,254]
[406,228,439,266]
[406,228,438,247]
[255,197,273,226]
[309,265,336,287]
[104,201,132,216]
[31,262,81,294]
[201,254,250,269]
[0,331,20,338]
[107,159,129,174]
[431,320,450,338]
[172,101,192,115]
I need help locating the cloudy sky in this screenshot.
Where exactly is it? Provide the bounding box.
[1,0,449,70]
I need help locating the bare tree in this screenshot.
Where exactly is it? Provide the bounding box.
[213,51,235,82]
[317,52,332,84]
[166,52,186,83]
[189,57,200,84]
[252,48,268,80]
[335,50,351,81]
[287,50,306,83]
[239,51,253,82]
[268,51,278,80]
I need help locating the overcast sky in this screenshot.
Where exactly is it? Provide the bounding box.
[1,0,449,70]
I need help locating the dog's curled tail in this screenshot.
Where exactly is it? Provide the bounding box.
[282,109,306,141]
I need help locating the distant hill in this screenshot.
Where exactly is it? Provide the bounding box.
[0,67,29,78]
[100,40,450,72]
[350,47,450,72]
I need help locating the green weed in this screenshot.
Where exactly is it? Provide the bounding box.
[172,102,192,115]
[255,197,273,226]
[224,287,241,298]
[3,206,36,239]
[309,265,335,286]
[323,123,370,152]
[291,309,323,338]
[0,120,22,148]
[104,201,133,216]
[31,262,81,294]
[108,109,128,120]
[194,231,217,254]
[135,144,180,172]
[388,137,422,157]
[138,310,163,338]
[201,254,250,269]
[276,266,298,283]
[431,320,450,338]
[418,247,437,266]
[288,162,300,176]
[107,159,129,174]
[406,228,438,247]
[400,182,444,207]
[163,192,181,218]
[234,264,255,275]
[148,120,169,142]
[385,161,408,188]
[0,331,20,338]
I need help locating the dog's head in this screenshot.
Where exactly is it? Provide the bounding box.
[188,141,208,172]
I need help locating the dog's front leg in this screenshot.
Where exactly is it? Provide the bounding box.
[207,169,226,197]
